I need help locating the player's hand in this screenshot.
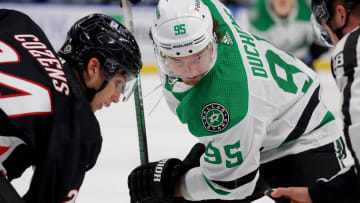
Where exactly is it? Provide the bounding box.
[128,158,184,203]
[265,187,312,203]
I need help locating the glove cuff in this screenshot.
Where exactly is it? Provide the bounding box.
[153,158,184,200]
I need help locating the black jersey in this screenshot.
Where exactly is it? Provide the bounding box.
[0,9,102,203]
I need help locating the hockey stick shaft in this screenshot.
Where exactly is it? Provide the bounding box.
[121,0,149,165]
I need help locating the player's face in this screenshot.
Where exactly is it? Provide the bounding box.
[272,0,294,17]
[90,70,127,112]
[165,46,212,85]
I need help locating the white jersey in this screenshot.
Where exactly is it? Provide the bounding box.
[158,0,346,200]
[248,0,315,60]
[331,26,360,164]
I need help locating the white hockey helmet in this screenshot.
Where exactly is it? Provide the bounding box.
[151,0,217,79]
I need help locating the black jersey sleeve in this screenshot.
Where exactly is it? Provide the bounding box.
[24,131,102,203]
[308,166,360,203]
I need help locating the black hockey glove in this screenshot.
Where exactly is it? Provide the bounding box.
[182,143,205,171]
[128,158,185,203]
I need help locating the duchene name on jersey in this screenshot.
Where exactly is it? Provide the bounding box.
[14,34,70,96]
[224,9,267,79]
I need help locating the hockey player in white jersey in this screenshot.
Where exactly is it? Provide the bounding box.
[248,0,328,69]
[127,0,354,202]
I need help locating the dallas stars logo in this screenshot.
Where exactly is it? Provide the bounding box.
[201,103,230,133]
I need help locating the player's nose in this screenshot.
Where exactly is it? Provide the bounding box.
[112,93,120,103]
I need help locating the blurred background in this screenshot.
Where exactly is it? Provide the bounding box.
[0,0,253,5]
[0,0,332,74]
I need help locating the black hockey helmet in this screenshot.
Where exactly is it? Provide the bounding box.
[310,0,358,46]
[58,13,142,101]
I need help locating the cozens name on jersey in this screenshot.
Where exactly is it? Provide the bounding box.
[173,42,193,49]
[14,34,70,96]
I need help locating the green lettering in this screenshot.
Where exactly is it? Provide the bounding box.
[244,45,259,57]
[247,56,263,67]
[174,24,186,36]
[224,141,243,168]
[204,142,222,164]
[240,34,255,47]
[251,67,268,78]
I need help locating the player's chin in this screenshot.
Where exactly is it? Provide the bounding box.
[91,103,104,112]
[182,75,203,85]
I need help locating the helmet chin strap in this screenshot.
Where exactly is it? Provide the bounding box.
[96,80,108,92]
[332,2,355,40]
[333,27,344,40]
[85,88,97,102]
[84,80,107,102]
[332,18,349,40]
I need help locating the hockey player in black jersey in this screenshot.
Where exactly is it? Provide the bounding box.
[0,9,142,202]
[268,0,360,202]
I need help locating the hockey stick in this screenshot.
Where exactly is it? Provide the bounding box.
[121,0,149,165]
